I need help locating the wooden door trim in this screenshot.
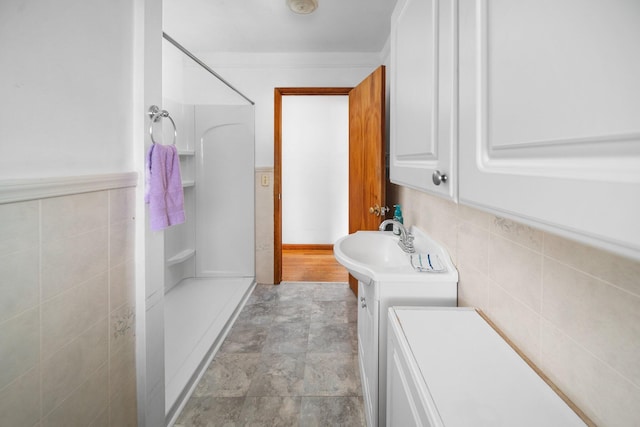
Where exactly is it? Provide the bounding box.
[274,87,352,285]
[282,244,334,251]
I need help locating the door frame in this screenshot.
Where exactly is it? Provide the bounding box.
[273,87,352,284]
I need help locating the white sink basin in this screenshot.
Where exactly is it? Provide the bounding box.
[336,231,409,267]
[333,227,458,284]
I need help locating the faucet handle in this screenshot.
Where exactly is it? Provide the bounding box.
[398,239,416,253]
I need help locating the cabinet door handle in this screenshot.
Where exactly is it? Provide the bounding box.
[361,300,367,308]
[432,170,448,186]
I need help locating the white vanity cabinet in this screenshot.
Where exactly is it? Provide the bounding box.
[386,307,589,426]
[357,281,379,426]
[356,228,458,426]
[389,0,458,200]
[458,0,640,260]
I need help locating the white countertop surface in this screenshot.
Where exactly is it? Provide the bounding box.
[392,307,586,426]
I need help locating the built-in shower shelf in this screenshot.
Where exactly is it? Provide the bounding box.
[178,150,195,156]
[182,180,195,188]
[166,248,195,266]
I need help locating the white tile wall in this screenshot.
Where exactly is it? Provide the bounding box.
[0,201,39,257]
[489,234,542,312]
[390,183,640,426]
[0,186,138,426]
[0,247,39,324]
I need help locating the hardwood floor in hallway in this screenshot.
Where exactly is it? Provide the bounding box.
[282,246,349,283]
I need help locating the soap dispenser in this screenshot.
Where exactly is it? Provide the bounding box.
[392,204,403,235]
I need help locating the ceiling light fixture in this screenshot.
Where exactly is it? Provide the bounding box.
[287,0,318,14]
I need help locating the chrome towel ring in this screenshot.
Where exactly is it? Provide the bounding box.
[148,105,177,145]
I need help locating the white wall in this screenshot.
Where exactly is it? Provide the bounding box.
[0,0,136,179]
[0,1,164,426]
[182,52,385,167]
[282,96,349,244]
[162,40,186,105]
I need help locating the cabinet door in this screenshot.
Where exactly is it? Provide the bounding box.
[390,0,457,200]
[387,314,441,427]
[459,0,640,260]
[387,347,422,427]
[357,282,379,426]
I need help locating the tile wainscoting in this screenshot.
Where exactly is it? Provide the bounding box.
[0,174,138,426]
[255,168,274,285]
[252,172,640,425]
[388,183,640,427]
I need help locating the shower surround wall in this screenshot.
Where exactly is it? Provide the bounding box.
[163,104,256,420]
[162,36,257,423]
[388,183,640,427]
[0,181,137,426]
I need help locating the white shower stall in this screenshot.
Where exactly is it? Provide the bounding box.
[161,37,256,423]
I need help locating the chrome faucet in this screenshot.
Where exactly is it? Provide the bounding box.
[378,219,415,253]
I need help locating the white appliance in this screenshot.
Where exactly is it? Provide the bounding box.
[387,307,589,426]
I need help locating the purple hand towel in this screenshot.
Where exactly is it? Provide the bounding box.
[145,144,185,230]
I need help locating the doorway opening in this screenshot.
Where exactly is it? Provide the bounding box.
[274,66,387,292]
[274,88,352,284]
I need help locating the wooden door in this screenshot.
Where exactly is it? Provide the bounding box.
[349,65,387,295]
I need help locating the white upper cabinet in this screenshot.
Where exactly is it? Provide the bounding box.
[458,0,640,260]
[390,0,458,200]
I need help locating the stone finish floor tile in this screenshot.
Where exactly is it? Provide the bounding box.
[219,324,269,354]
[303,353,361,397]
[313,283,357,302]
[310,300,357,324]
[174,396,245,427]
[176,282,365,425]
[300,396,366,427]
[307,322,357,354]
[273,304,312,323]
[239,396,301,426]
[246,353,306,397]
[263,322,310,354]
[193,353,261,398]
[276,282,316,304]
[246,284,279,305]
[235,303,276,326]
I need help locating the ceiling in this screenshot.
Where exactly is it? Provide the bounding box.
[163,0,398,54]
